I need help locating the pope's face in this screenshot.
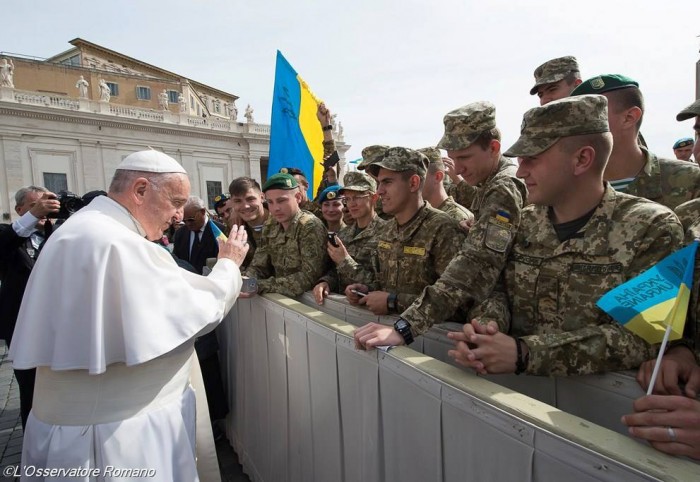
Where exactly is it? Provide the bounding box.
[143,174,190,241]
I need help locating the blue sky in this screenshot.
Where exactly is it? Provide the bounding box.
[2,0,699,163]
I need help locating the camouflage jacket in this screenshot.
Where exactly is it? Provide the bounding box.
[437,196,473,224]
[241,211,270,270]
[300,201,324,220]
[626,147,700,210]
[447,180,478,210]
[318,214,387,292]
[474,185,683,376]
[683,221,700,361]
[401,157,527,336]
[674,198,700,233]
[373,203,464,314]
[244,209,328,297]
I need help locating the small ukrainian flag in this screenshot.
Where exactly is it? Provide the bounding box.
[597,241,698,344]
[210,220,227,243]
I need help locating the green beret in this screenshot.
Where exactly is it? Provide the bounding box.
[505,95,609,158]
[262,173,298,192]
[571,74,639,96]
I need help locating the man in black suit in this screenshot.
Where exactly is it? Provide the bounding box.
[173,196,225,274]
[0,186,59,428]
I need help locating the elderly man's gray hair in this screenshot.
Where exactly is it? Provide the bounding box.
[15,186,49,207]
[184,196,206,210]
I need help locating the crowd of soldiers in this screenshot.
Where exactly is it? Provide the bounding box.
[205,55,700,460]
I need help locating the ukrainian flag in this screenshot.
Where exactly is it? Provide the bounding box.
[210,220,227,243]
[268,51,324,199]
[597,241,698,344]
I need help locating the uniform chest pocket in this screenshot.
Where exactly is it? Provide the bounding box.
[563,261,624,326]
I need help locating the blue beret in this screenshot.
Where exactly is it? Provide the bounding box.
[317,185,343,204]
[673,137,694,150]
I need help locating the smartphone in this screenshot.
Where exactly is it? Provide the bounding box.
[242,276,258,293]
[351,289,367,297]
[327,232,339,247]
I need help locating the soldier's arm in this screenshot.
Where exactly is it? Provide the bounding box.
[243,243,272,289]
[450,180,478,209]
[257,221,328,298]
[317,265,340,294]
[523,213,684,376]
[468,275,511,333]
[400,183,524,337]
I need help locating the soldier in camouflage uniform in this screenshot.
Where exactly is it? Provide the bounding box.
[228,176,270,269]
[378,102,527,345]
[419,147,474,227]
[348,147,465,343]
[280,167,324,219]
[358,144,392,220]
[449,95,684,376]
[571,74,700,210]
[243,173,328,298]
[529,55,582,105]
[313,171,386,303]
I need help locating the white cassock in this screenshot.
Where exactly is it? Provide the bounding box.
[9,195,242,482]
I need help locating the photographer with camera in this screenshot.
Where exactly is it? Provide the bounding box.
[0,186,59,428]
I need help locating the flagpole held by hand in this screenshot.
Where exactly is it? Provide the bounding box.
[646,321,674,395]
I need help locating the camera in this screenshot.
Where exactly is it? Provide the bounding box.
[47,191,86,219]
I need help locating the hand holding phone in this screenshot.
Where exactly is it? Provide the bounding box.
[351,289,367,297]
[327,232,339,247]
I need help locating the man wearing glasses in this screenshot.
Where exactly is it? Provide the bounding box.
[173,196,226,274]
[313,171,386,304]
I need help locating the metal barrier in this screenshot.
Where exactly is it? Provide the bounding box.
[219,294,700,481]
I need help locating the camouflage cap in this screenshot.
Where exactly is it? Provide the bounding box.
[365,146,429,178]
[357,145,389,171]
[673,137,694,149]
[504,95,609,158]
[437,102,497,150]
[340,171,377,193]
[529,56,580,95]
[417,147,441,164]
[262,172,298,192]
[677,99,700,122]
[570,74,638,96]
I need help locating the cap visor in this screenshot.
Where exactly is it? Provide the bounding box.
[504,136,560,158]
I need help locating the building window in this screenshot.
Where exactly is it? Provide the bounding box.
[60,54,81,67]
[168,90,179,104]
[106,82,119,97]
[43,172,68,194]
[190,95,194,109]
[136,86,151,100]
[206,181,223,209]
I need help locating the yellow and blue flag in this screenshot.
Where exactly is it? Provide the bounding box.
[210,220,227,243]
[597,241,698,344]
[268,51,324,199]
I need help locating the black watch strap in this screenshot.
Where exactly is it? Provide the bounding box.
[394,318,414,345]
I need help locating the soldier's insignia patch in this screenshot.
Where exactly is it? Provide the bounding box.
[327,191,337,200]
[590,77,605,90]
[280,167,289,174]
[403,246,426,256]
[285,178,292,187]
[378,241,392,250]
[484,218,513,253]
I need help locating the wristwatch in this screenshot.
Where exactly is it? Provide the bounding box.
[393,318,414,346]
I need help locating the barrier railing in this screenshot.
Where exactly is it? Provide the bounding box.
[219,294,699,481]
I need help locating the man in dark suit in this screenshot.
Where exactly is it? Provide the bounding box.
[173,196,225,274]
[0,186,59,428]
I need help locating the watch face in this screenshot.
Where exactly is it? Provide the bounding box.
[395,319,408,331]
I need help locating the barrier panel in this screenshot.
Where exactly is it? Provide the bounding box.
[219,294,700,482]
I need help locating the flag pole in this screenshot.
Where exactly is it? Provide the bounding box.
[645,321,674,395]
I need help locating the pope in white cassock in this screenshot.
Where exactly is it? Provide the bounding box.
[9,150,249,482]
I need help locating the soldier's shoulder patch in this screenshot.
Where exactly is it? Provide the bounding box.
[378,240,392,250]
[484,217,514,253]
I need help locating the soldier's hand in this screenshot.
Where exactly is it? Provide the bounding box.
[218,224,249,267]
[29,191,60,218]
[313,282,330,305]
[622,395,700,460]
[636,346,700,397]
[442,157,462,184]
[317,102,331,126]
[458,215,475,233]
[327,237,350,264]
[448,319,513,374]
[345,283,368,305]
[353,322,404,350]
[360,290,389,315]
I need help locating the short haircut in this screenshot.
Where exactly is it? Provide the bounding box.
[472,127,502,150]
[563,71,581,85]
[229,176,262,197]
[558,132,614,172]
[284,167,307,179]
[184,196,206,210]
[399,168,425,189]
[109,170,181,195]
[15,186,48,207]
[607,87,645,132]
[427,160,445,175]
